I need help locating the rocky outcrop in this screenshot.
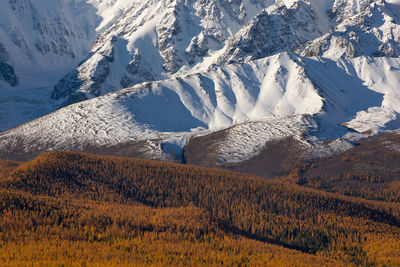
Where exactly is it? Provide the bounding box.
[0,42,18,86]
[156,2,183,73]
[216,2,322,64]
[0,61,18,87]
[303,0,400,58]
[52,40,115,99]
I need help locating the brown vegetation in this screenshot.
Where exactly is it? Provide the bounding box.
[0,189,338,266]
[0,159,21,180]
[0,151,399,266]
[287,132,400,202]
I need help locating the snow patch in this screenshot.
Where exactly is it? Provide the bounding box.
[217,116,311,164]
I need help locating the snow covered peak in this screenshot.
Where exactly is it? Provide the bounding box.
[2,0,400,163]
[3,0,398,92]
[303,0,400,58]
[51,0,282,101]
[215,1,322,65]
[49,0,400,103]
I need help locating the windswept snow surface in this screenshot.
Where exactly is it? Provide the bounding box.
[2,0,400,162]
[2,53,400,161]
[0,86,56,132]
[217,116,315,163]
[0,53,323,155]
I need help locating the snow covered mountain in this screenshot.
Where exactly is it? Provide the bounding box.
[0,0,140,129]
[0,0,145,89]
[1,0,400,168]
[51,0,400,103]
[51,0,281,102]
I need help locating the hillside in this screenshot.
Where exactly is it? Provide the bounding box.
[0,151,399,266]
[284,132,400,203]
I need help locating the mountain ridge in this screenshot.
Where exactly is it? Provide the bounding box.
[1,0,400,166]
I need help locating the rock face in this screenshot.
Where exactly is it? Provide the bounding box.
[0,62,18,87]
[52,39,115,100]
[303,0,400,58]
[0,42,18,86]
[216,2,322,65]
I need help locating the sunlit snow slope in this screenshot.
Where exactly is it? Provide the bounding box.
[1,0,400,163]
[1,53,400,161]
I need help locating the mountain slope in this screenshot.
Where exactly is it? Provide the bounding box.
[0,0,144,89]
[1,53,400,163]
[303,0,400,58]
[0,53,323,161]
[1,151,399,265]
[51,0,282,102]
[0,0,97,89]
[51,0,400,103]
[215,1,322,65]
[0,0,140,130]
[293,131,400,202]
[1,0,400,166]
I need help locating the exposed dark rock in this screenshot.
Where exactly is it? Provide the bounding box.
[52,70,83,99]
[0,61,18,87]
[217,2,321,65]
